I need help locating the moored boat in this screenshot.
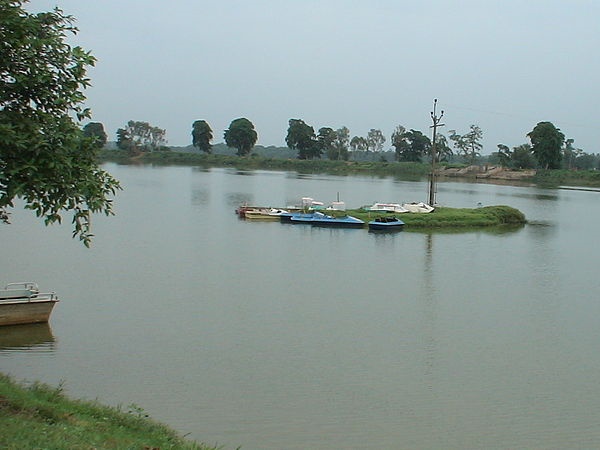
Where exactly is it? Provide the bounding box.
[368,216,405,231]
[402,202,435,213]
[366,202,409,213]
[288,211,365,228]
[243,207,289,220]
[0,282,59,326]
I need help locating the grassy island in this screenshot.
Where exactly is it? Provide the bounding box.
[328,205,527,229]
[0,374,213,450]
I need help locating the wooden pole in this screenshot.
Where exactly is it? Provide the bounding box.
[428,99,444,206]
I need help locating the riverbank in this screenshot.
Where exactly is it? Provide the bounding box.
[99,149,600,188]
[0,374,213,449]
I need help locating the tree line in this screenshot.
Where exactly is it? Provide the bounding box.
[85,116,598,171]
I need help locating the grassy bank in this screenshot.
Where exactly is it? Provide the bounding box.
[332,205,527,229]
[533,169,600,187]
[99,150,431,179]
[100,150,600,188]
[0,374,214,450]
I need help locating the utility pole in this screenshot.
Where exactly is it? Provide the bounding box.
[428,99,444,207]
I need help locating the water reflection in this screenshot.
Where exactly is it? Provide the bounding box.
[227,192,253,207]
[191,189,209,205]
[421,233,438,382]
[0,323,55,353]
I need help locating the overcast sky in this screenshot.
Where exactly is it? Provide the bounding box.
[28,0,600,153]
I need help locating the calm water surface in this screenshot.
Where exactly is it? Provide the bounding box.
[1,164,600,449]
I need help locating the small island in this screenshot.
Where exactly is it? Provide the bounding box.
[239,204,527,230]
[311,205,526,229]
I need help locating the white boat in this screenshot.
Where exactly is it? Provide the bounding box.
[0,282,59,326]
[243,207,289,220]
[326,201,346,211]
[367,202,409,213]
[402,202,435,213]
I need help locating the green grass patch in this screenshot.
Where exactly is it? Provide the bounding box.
[98,150,431,179]
[533,169,600,187]
[0,373,215,450]
[330,205,526,229]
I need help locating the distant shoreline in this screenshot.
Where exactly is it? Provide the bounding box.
[98,149,600,188]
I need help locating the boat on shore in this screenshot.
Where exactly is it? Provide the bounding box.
[366,202,409,213]
[402,202,435,213]
[368,216,405,231]
[0,282,59,326]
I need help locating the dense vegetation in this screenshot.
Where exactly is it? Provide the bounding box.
[0,1,121,245]
[0,374,214,450]
[99,148,600,188]
[331,206,527,229]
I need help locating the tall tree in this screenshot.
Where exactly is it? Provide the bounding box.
[434,133,453,162]
[510,143,536,169]
[317,127,336,159]
[392,128,430,162]
[330,126,350,161]
[191,120,213,153]
[391,125,409,160]
[527,121,564,169]
[448,125,483,164]
[367,129,385,152]
[495,144,512,167]
[285,119,319,159]
[116,128,132,151]
[117,120,166,155]
[350,136,367,152]
[0,1,120,245]
[82,122,107,148]
[224,118,257,156]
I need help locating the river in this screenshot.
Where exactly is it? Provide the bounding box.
[1,163,600,449]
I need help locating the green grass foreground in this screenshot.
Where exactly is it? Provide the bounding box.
[0,374,216,450]
[335,205,527,229]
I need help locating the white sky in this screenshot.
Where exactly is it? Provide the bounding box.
[27,0,600,153]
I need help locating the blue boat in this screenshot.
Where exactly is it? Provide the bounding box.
[368,216,405,231]
[287,211,365,228]
[279,211,317,223]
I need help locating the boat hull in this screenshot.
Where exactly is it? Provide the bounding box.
[368,217,405,231]
[367,203,409,214]
[402,202,434,213]
[368,222,404,231]
[289,212,365,228]
[0,299,58,326]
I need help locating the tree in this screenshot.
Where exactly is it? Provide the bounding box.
[285,119,319,159]
[494,144,512,167]
[350,136,367,152]
[116,121,167,155]
[116,127,132,151]
[0,1,120,246]
[82,122,107,148]
[330,126,350,161]
[191,120,213,153]
[317,127,336,159]
[391,125,409,160]
[562,138,583,170]
[391,127,430,162]
[434,133,453,162]
[224,118,257,156]
[527,121,564,169]
[449,125,483,164]
[511,144,536,169]
[367,129,385,152]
